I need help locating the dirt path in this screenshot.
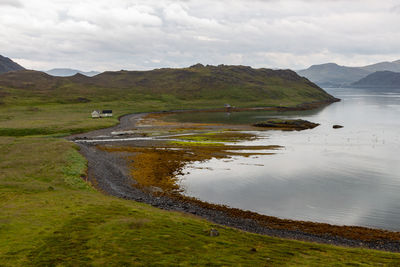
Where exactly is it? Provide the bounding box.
[73,112,400,252]
[69,113,147,140]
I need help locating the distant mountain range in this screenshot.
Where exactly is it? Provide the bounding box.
[2,53,398,89]
[0,55,100,77]
[0,55,25,74]
[352,71,400,88]
[297,60,400,88]
[360,60,400,73]
[45,68,100,77]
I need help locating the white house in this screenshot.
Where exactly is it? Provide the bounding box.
[91,110,113,118]
[91,110,101,118]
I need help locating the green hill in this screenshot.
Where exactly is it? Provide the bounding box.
[0,64,337,108]
[0,64,338,137]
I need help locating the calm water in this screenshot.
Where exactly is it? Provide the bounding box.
[175,88,400,231]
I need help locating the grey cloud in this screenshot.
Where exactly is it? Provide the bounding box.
[392,4,400,13]
[0,0,22,7]
[1,0,400,71]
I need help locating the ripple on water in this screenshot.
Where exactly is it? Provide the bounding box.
[177,88,400,230]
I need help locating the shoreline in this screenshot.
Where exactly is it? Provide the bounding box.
[69,100,338,141]
[71,104,400,253]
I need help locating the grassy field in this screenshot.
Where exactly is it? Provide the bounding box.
[0,67,399,265]
[1,137,400,266]
[0,65,337,135]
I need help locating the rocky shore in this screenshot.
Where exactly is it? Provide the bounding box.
[72,111,400,253]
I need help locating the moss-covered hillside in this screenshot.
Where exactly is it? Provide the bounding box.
[0,64,336,108]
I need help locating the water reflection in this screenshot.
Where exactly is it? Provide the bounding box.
[177,88,400,231]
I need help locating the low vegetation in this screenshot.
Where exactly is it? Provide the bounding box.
[0,64,337,137]
[98,123,400,244]
[2,138,400,265]
[100,134,277,194]
[0,66,398,265]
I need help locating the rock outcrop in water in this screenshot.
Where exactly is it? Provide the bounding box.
[333,125,344,129]
[253,119,319,130]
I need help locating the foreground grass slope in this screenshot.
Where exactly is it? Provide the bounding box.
[1,65,398,265]
[1,137,400,266]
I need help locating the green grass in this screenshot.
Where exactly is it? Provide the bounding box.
[62,148,93,190]
[0,66,398,265]
[1,138,400,266]
[0,65,337,136]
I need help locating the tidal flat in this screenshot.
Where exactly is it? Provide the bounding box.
[74,94,400,252]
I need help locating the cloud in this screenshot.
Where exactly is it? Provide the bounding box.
[0,0,22,8]
[1,0,400,71]
[392,4,400,13]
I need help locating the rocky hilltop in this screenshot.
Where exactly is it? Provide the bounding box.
[0,55,25,74]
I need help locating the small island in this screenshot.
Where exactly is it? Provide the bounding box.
[253,119,320,130]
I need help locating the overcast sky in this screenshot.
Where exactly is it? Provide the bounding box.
[1,0,399,71]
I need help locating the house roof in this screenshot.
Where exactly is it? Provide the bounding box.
[102,110,112,113]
